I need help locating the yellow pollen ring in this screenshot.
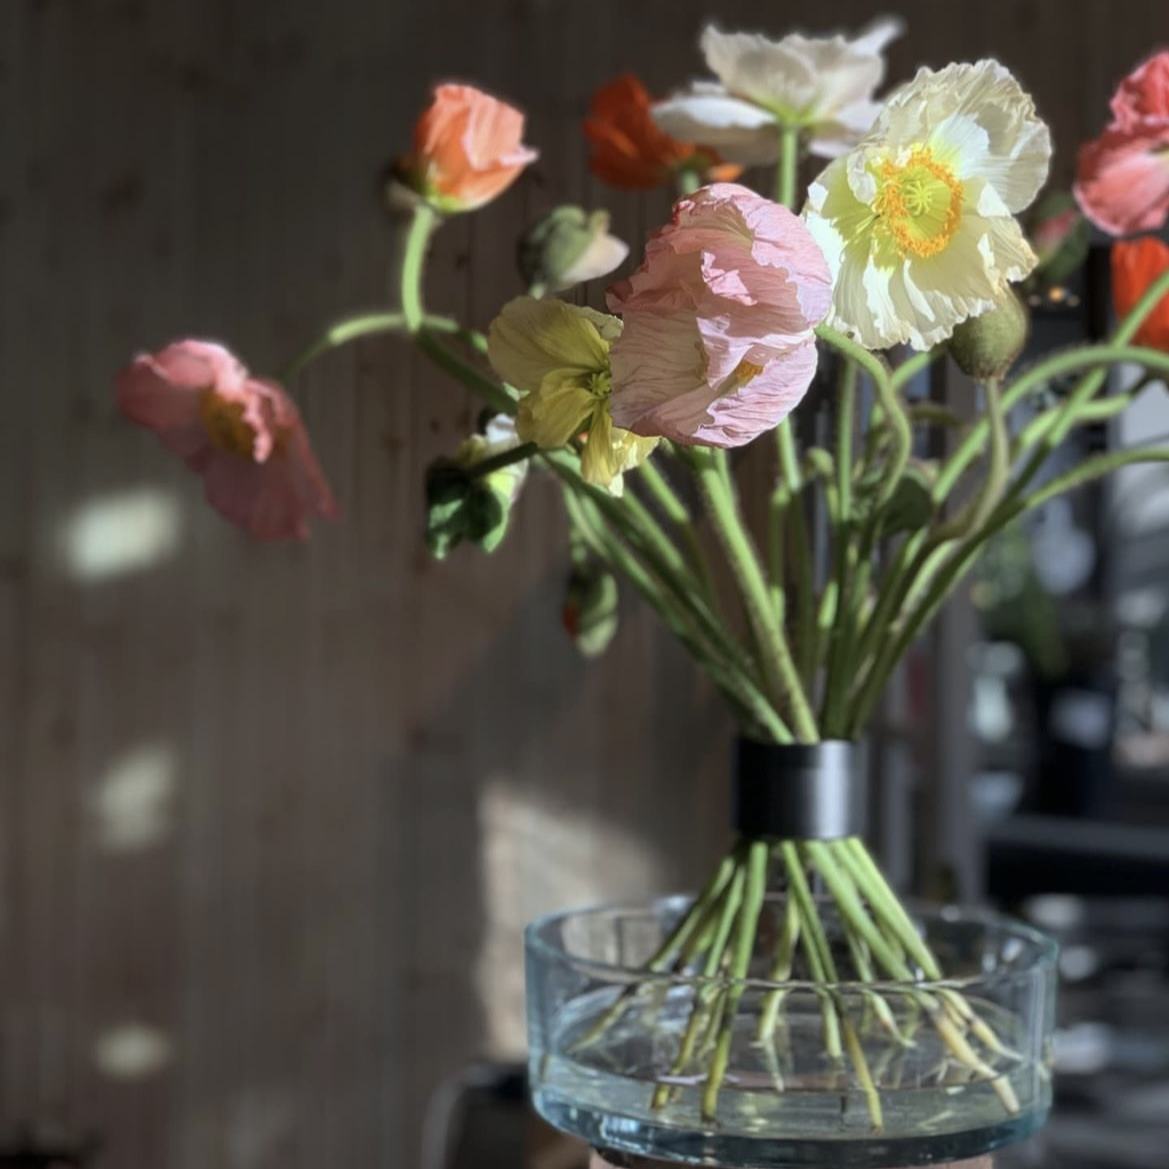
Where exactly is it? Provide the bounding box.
[873,147,963,260]
[718,358,767,397]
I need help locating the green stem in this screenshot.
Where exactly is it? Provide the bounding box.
[890,346,942,392]
[701,841,769,1121]
[637,459,718,603]
[803,841,914,981]
[1013,390,1140,454]
[776,423,815,681]
[281,312,404,381]
[279,311,487,383]
[559,471,790,742]
[821,361,858,732]
[691,448,817,740]
[816,325,910,510]
[652,862,747,1110]
[401,202,438,333]
[776,125,801,210]
[757,892,800,1041]
[466,442,538,480]
[937,342,1169,504]
[780,843,842,1060]
[850,442,1169,730]
[414,330,516,416]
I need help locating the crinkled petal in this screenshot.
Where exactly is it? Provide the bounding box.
[1075,124,1169,235]
[651,87,780,166]
[516,375,596,448]
[870,61,1051,214]
[1109,51,1169,128]
[487,297,617,393]
[697,18,903,156]
[610,183,828,445]
[1112,236,1169,350]
[693,340,820,447]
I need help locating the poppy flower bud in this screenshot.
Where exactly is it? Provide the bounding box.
[517,207,628,294]
[947,290,1030,381]
[562,561,619,658]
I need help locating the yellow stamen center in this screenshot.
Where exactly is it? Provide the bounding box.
[200,390,256,457]
[873,147,963,260]
[718,358,766,397]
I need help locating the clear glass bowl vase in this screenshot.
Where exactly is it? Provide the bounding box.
[526,896,1057,1168]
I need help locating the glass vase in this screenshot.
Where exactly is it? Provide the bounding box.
[526,896,1056,1168]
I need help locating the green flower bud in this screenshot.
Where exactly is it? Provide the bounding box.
[947,290,1030,381]
[517,206,629,294]
[562,562,619,658]
[882,459,937,535]
[851,458,937,534]
[423,415,529,559]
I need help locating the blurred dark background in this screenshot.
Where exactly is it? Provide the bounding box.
[1,1,1168,1167]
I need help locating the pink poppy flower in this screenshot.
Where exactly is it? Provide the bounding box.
[401,84,538,213]
[606,183,831,447]
[116,340,337,541]
[1074,51,1169,235]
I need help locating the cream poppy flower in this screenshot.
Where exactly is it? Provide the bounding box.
[803,60,1051,351]
[652,19,904,166]
[486,297,656,492]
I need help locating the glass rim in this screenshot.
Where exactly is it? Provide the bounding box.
[524,892,1059,993]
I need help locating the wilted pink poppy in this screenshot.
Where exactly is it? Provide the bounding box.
[607,183,831,447]
[1075,51,1169,235]
[117,340,337,541]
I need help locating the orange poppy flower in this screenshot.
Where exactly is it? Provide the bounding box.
[583,74,742,191]
[1112,236,1169,350]
[402,84,538,213]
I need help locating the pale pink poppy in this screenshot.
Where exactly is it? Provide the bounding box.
[1075,51,1169,235]
[117,340,338,541]
[606,183,831,447]
[403,84,538,212]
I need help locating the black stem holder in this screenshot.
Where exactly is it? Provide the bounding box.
[733,739,867,840]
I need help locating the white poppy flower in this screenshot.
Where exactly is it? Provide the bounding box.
[652,18,904,166]
[803,60,1052,352]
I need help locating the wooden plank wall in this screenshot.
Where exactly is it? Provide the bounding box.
[0,1,1163,1166]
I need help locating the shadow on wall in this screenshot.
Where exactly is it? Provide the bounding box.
[386,550,733,1157]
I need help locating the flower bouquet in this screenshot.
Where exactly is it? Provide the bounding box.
[116,15,1169,1165]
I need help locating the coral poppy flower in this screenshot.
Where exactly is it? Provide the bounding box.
[804,60,1050,351]
[1075,52,1169,236]
[401,84,538,213]
[1112,237,1169,350]
[584,74,741,190]
[607,183,831,447]
[117,340,337,541]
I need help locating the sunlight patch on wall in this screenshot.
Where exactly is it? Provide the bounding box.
[62,487,182,582]
[94,1022,173,1079]
[91,741,178,852]
[474,775,663,1057]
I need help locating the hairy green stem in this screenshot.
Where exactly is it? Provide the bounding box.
[636,459,718,604]
[816,325,911,510]
[821,361,858,732]
[701,841,769,1120]
[776,423,816,682]
[776,125,801,210]
[400,202,438,333]
[691,447,817,740]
